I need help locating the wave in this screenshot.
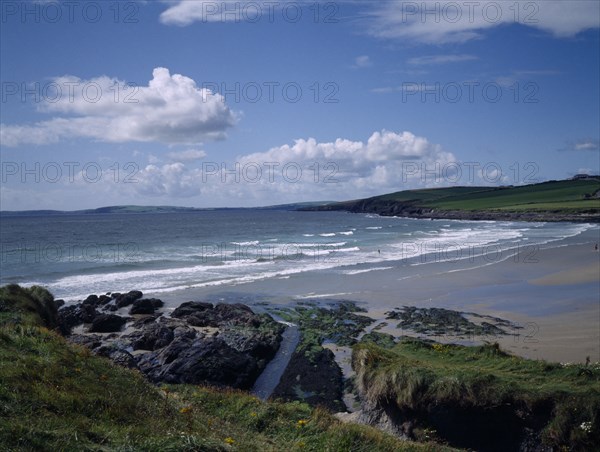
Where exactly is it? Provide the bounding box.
[319,233,336,237]
[231,240,260,246]
[343,266,394,275]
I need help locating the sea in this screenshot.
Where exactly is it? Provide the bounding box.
[0,210,595,303]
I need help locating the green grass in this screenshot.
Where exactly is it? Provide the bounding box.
[423,180,600,211]
[322,179,600,215]
[353,338,600,448]
[0,285,453,451]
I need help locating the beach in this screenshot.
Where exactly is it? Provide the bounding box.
[151,226,600,364]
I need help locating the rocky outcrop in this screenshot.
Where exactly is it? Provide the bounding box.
[136,334,260,388]
[124,322,174,351]
[114,290,143,309]
[89,314,128,333]
[129,298,164,315]
[59,293,284,391]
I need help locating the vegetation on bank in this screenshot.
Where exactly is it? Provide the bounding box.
[0,285,450,451]
[353,338,600,449]
[310,179,600,218]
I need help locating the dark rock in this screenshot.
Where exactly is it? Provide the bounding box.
[170,301,264,328]
[115,290,143,308]
[83,294,99,306]
[132,314,161,329]
[89,314,127,333]
[104,303,118,312]
[136,335,259,389]
[125,322,174,351]
[219,328,281,360]
[171,301,212,316]
[129,298,161,315]
[215,303,260,327]
[58,303,98,335]
[68,333,103,350]
[95,346,138,369]
[53,299,65,309]
[98,295,112,305]
[150,298,164,308]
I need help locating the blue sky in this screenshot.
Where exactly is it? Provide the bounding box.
[1,0,599,209]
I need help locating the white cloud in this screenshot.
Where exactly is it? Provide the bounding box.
[72,130,458,206]
[574,140,599,151]
[559,139,600,152]
[365,1,600,44]
[166,149,208,161]
[160,0,271,25]
[231,129,458,200]
[353,55,373,68]
[133,163,204,197]
[0,67,236,147]
[407,54,476,66]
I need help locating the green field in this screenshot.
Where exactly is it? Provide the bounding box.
[422,180,600,211]
[319,179,600,216]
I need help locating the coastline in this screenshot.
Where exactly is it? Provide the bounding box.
[305,205,600,223]
[148,226,600,364]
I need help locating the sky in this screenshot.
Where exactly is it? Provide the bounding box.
[0,0,599,210]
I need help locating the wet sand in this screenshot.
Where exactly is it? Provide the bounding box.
[151,226,600,363]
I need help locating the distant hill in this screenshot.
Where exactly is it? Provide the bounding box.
[0,202,332,217]
[303,178,600,222]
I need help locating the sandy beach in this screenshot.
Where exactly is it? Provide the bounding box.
[150,226,600,364]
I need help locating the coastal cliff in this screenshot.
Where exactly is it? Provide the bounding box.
[303,179,600,223]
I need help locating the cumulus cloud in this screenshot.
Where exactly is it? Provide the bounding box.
[231,129,457,199]
[0,67,236,147]
[365,1,600,44]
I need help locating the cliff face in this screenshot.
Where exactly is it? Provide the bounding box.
[349,340,600,451]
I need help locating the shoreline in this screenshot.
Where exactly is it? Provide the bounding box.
[146,227,599,364]
[304,205,600,223]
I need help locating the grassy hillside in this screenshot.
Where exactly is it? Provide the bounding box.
[313,179,600,219]
[0,285,452,451]
[353,338,600,449]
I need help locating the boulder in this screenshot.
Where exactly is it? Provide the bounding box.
[115,290,143,308]
[83,294,99,306]
[136,335,259,389]
[58,302,98,335]
[89,314,127,333]
[129,298,164,315]
[125,322,174,351]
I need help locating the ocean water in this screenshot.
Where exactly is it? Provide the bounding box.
[0,210,594,301]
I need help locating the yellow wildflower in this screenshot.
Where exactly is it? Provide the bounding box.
[224,437,235,445]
